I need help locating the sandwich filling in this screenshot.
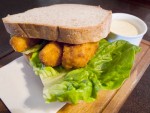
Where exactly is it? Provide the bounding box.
[10,36,140,103]
[10,36,99,69]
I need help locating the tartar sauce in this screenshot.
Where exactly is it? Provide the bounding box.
[110,20,138,36]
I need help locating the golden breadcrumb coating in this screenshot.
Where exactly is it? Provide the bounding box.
[39,42,63,67]
[62,42,99,69]
[10,36,40,52]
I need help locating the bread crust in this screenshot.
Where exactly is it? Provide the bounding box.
[3,11,112,44]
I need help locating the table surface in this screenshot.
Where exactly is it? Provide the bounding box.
[0,0,150,113]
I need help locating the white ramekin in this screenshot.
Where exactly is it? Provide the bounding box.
[107,13,147,46]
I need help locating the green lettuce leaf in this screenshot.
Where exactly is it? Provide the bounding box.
[87,39,140,89]
[29,52,67,87]
[23,41,48,54]
[23,44,43,54]
[29,39,140,104]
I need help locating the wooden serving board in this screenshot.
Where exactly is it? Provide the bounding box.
[58,40,150,113]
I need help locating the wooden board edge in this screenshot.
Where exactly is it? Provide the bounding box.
[141,39,150,46]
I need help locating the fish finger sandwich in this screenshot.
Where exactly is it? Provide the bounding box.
[2,4,140,104]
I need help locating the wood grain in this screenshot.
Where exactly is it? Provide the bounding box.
[141,39,150,46]
[58,40,150,113]
[58,90,117,113]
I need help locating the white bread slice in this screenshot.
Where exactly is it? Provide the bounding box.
[2,4,112,44]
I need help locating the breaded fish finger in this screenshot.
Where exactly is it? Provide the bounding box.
[39,42,63,67]
[10,36,40,52]
[62,42,99,69]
